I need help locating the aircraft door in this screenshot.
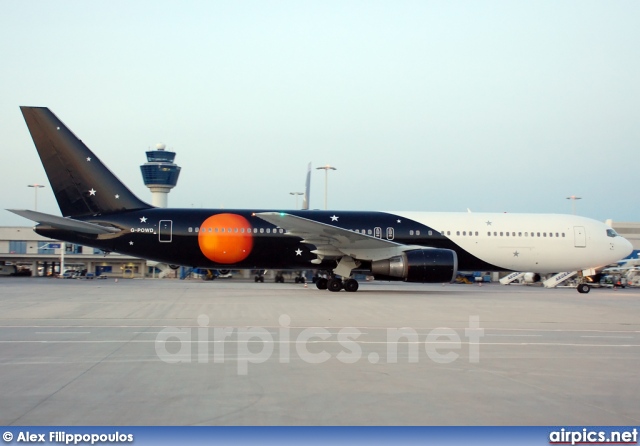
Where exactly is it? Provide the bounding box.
[159,220,173,243]
[574,226,586,248]
[386,227,395,240]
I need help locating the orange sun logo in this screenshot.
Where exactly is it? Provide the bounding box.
[198,213,253,264]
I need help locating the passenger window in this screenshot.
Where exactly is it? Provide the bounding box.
[416,230,421,236]
[188,227,192,233]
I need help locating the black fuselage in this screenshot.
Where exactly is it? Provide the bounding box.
[35,208,498,272]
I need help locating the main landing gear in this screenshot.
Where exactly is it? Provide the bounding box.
[315,276,359,292]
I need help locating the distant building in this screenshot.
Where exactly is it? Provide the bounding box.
[0,227,147,278]
[140,143,181,208]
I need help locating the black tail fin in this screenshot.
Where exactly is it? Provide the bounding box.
[20,106,152,217]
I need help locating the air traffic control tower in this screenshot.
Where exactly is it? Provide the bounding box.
[140,143,181,208]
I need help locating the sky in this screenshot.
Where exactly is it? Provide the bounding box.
[1,1,639,225]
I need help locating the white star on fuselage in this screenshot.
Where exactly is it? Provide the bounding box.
[89,188,96,196]
[140,217,147,223]
[115,194,120,199]
[295,249,303,256]
[86,157,91,162]
[330,215,339,222]
[129,241,134,245]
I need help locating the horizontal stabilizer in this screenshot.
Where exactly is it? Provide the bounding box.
[7,209,121,235]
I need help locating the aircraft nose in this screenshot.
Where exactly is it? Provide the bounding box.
[620,236,634,257]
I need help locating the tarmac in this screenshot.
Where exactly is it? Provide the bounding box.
[0,277,639,426]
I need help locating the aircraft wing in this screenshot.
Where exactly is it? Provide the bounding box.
[7,209,121,235]
[256,212,418,261]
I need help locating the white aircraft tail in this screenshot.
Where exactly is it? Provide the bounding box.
[302,162,311,210]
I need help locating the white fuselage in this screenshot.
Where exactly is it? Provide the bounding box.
[393,212,632,273]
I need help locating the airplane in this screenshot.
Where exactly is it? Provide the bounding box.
[8,106,634,294]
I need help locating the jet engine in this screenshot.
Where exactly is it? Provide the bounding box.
[523,273,541,283]
[371,248,458,283]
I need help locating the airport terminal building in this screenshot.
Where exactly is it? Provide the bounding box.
[0,226,148,278]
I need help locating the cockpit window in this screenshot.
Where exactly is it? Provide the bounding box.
[606,229,619,238]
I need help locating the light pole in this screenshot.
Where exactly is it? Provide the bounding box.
[289,192,304,209]
[566,195,582,215]
[28,184,45,211]
[316,165,337,210]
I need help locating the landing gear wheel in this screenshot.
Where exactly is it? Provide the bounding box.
[328,278,343,292]
[316,278,328,290]
[343,279,359,292]
[577,283,590,294]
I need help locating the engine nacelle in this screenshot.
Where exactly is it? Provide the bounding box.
[371,248,458,283]
[523,273,541,283]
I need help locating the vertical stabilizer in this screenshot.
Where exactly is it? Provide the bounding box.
[20,107,151,217]
[302,162,311,210]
